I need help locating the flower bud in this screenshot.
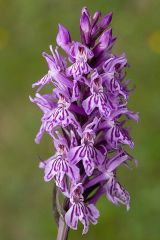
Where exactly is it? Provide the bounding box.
[56,24,71,50]
[93,28,113,56]
[92,10,101,28]
[99,12,112,30]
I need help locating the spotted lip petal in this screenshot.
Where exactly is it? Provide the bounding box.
[44,155,79,184]
[68,144,98,176]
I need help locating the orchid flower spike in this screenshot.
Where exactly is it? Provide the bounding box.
[30,6,139,237]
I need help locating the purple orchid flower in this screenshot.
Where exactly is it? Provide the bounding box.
[103,53,128,81]
[32,46,73,92]
[68,119,105,176]
[66,42,94,78]
[39,131,79,195]
[85,149,132,189]
[65,183,100,234]
[101,54,128,99]
[82,70,111,117]
[104,107,139,149]
[30,92,82,143]
[85,149,132,210]
[30,6,138,237]
[104,176,130,210]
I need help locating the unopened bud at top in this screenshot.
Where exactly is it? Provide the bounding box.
[99,12,112,30]
[56,24,71,48]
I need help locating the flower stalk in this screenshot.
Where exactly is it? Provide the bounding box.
[57,216,69,240]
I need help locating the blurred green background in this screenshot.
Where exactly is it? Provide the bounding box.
[0,0,160,239]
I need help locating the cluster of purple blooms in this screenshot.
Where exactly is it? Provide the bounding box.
[30,7,138,235]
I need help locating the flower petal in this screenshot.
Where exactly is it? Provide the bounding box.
[65,205,79,230]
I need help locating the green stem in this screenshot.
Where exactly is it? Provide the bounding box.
[52,184,59,226]
[56,216,69,240]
